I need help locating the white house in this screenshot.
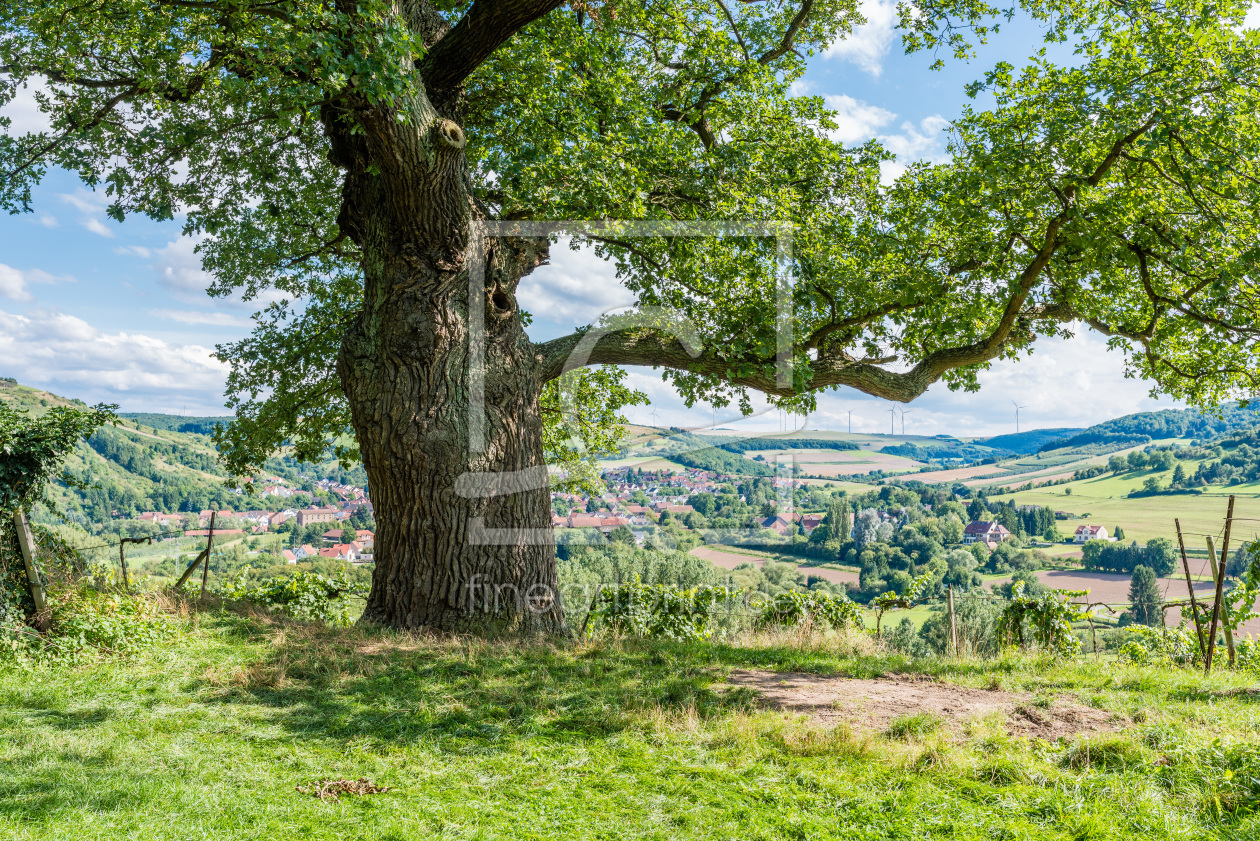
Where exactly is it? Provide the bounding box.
[1074,525,1109,543]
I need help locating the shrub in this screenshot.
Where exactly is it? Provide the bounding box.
[2,586,176,664]
[1116,623,1199,667]
[757,590,864,631]
[218,568,363,625]
[996,581,1087,656]
[588,577,740,640]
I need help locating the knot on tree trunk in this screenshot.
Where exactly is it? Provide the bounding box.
[435,119,466,150]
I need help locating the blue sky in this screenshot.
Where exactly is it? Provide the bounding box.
[0,4,1225,434]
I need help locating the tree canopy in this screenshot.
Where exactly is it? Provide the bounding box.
[5,0,1260,473]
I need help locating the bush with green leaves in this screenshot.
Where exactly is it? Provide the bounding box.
[996,581,1088,656]
[587,578,740,641]
[1,400,116,621]
[1117,623,1200,667]
[218,568,363,626]
[2,586,176,664]
[872,572,935,635]
[919,595,1004,657]
[1236,636,1260,676]
[756,590,864,631]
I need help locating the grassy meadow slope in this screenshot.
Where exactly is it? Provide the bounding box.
[1002,469,1260,547]
[2,611,1259,841]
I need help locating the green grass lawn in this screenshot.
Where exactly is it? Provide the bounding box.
[3,611,1260,840]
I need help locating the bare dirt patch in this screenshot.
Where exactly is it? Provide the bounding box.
[725,669,1121,740]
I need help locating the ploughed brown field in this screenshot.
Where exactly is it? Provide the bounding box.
[690,546,860,586]
[1030,569,1260,637]
[908,464,1013,484]
[974,470,1079,490]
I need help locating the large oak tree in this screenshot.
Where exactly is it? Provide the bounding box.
[4,0,1260,633]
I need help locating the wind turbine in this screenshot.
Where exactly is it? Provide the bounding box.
[1012,400,1027,433]
[888,407,896,435]
[900,408,912,436]
[847,410,853,434]
[649,407,660,428]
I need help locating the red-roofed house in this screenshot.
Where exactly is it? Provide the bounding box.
[963,521,1012,545]
[319,543,358,561]
[761,513,800,536]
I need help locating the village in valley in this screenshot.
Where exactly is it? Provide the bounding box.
[20,366,1252,644]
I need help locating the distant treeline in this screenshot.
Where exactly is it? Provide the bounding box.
[981,428,1083,454]
[1040,405,1260,452]
[700,437,859,454]
[118,413,232,437]
[882,442,1000,463]
[1082,538,1178,576]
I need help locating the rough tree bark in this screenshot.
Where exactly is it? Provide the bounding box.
[324,4,566,634]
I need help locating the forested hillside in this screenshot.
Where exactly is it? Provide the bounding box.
[982,428,1083,454]
[1040,405,1260,451]
[116,412,232,436]
[1,379,365,526]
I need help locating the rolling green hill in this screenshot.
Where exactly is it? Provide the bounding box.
[982,428,1083,454]
[1,380,364,528]
[1039,405,1260,452]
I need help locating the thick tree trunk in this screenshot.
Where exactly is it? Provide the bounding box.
[324,61,563,634]
[338,251,563,635]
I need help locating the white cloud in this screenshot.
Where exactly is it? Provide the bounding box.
[517,236,636,334]
[151,236,213,299]
[882,115,950,160]
[1246,3,1260,28]
[0,308,229,413]
[803,330,1181,437]
[58,189,117,238]
[0,264,72,302]
[58,190,108,215]
[879,114,950,181]
[82,217,115,238]
[150,308,252,327]
[825,0,898,76]
[1,79,52,135]
[37,215,58,228]
[114,245,152,258]
[821,95,949,181]
[0,265,33,301]
[824,94,896,144]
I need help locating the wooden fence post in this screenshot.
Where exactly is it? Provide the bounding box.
[1205,496,1235,673]
[947,584,958,656]
[1175,518,1206,657]
[199,514,216,600]
[1206,534,1237,669]
[174,511,216,590]
[118,540,131,591]
[12,511,48,617]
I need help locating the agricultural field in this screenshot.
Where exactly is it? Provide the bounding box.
[1002,472,1260,547]
[906,464,1013,484]
[742,447,923,477]
[690,546,860,587]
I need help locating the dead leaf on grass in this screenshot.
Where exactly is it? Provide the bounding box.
[296,778,392,802]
